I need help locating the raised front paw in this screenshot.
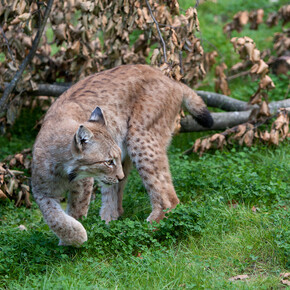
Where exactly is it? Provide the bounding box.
[54,217,88,247]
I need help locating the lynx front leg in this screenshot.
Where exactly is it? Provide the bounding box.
[100,156,132,223]
[34,193,87,246]
[127,133,179,223]
[67,177,94,220]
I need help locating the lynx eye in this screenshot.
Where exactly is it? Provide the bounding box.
[105,160,114,166]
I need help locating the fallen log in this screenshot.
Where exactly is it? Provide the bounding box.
[2,83,289,112]
[195,90,290,112]
[180,103,290,132]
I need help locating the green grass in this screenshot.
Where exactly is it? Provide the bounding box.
[0,0,289,288]
[0,140,289,288]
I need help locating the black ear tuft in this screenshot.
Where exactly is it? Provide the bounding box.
[195,108,214,128]
[89,106,106,125]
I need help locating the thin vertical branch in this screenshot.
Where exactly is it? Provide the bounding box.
[145,0,167,63]
[0,26,15,64]
[0,0,54,116]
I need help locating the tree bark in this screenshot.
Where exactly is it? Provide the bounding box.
[180,101,290,132]
[195,90,253,111]
[180,111,251,132]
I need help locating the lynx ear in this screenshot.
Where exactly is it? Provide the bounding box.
[89,106,106,126]
[73,125,94,152]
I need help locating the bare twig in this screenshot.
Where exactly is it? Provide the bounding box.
[0,0,54,117]
[179,51,183,75]
[0,26,15,64]
[194,0,200,8]
[227,70,251,81]
[145,0,167,63]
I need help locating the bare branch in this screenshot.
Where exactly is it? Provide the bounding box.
[226,70,251,81]
[0,0,54,117]
[195,90,253,111]
[180,111,252,132]
[0,26,15,64]
[145,0,167,63]
[180,101,290,132]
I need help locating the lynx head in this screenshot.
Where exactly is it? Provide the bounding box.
[69,107,124,186]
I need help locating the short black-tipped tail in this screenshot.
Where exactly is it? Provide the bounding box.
[194,107,214,128]
[181,84,214,128]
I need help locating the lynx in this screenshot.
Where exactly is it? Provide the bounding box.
[31,64,213,246]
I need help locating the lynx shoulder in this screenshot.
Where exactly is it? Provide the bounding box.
[31,64,213,246]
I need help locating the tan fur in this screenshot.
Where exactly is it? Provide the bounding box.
[31,64,212,246]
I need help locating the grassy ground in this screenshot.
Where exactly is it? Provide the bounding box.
[0,0,289,289]
[0,142,289,288]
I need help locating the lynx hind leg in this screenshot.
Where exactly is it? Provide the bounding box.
[127,131,179,223]
[34,193,87,246]
[66,177,94,220]
[100,157,132,223]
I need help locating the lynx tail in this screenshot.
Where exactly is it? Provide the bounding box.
[181,84,214,128]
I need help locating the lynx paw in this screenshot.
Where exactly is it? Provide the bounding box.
[55,218,87,247]
[100,207,120,224]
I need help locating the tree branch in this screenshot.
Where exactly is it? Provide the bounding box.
[0,0,54,116]
[180,102,290,132]
[0,25,15,64]
[226,70,251,81]
[145,0,167,63]
[195,90,253,111]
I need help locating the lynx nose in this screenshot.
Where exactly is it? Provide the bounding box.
[117,172,125,182]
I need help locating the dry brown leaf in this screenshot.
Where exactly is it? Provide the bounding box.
[244,129,254,147]
[273,113,288,130]
[237,11,249,26]
[260,131,270,142]
[249,91,263,105]
[210,133,227,149]
[266,12,279,27]
[259,101,271,117]
[15,154,24,165]
[259,75,275,90]
[270,129,279,145]
[251,49,260,62]
[256,60,269,75]
[244,42,255,60]
[281,280,290,286]
[193,138,201,153]
[54,23,67,41]
[280,273,290,278]
[234,125,247,139]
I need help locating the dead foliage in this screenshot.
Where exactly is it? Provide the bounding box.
[0,0,211,129]
[0,148,32,207]
[280,273,290,286]
[215,63,231,96]
[231,36,275,120]
[273,30,290,57]
[192,108,289,156]
[224,5,289,37]
[191,35,288,156]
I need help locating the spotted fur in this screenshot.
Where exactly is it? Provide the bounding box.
[31,64,213,246]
